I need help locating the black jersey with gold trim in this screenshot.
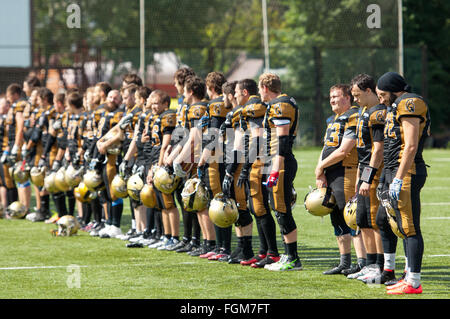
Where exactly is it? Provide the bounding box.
[150,109,176,164]
[384,93,430,175]
[356,104,386,166]
[263,94,299,158]
[321,105,359,170]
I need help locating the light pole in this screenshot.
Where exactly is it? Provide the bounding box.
[262,0,270,72]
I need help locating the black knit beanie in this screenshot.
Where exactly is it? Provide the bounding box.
[377,72,411,93]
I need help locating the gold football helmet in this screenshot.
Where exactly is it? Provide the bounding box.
[44,171,59,194]
[54,167,71,192]
[140,183,158,208]
[74,182,98,203]
[208,193,239,228]
[103,129,124,155]
[30,166,46,188]
[181,178,210,212]
[83,169,104,191]
[153,166,181,194]
[378,191,405,239]
[7,201,27,219]
[127,173,144,201]
[111,174,128,199]
[344,195,358,230]
[64,164,83,188]
[13,162,30,184]
[56,215,80,236]
[304,187,336,217]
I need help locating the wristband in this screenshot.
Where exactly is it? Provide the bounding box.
[360,166,378,184]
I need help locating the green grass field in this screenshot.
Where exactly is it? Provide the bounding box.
[0,148,449,300]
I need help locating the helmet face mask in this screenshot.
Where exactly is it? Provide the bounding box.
[111,175,128,198]
[127,173,144,201]
[378,190,405,239]
[74,182,97,203]
[153,166,181,194]
[208,193,238,228]
[13,162,31,184]
[344,195,358,230]
[56,215,80,236]
[304,187,336,217]
[181,178,210,212]
[7,201,27,219]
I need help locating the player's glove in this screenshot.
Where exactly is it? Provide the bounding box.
[198,115,209,128]
[197,164,207,183]
[222,173,233,198]
[52,160,61,172]
[173,162,187,178]
[119,114,133,130]
[237,164,251,188]
[389,178,403,200]
[0,150,9,164]
[263,171,279,188]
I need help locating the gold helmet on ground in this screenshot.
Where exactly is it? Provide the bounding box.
[153,166,181,194]
[7,201,27,219]
[127,173,144,201]
[208,193,238,228]
[181,178,209,212]
[55,215,80,236]
[54,167,71,192]
[64,164,83,188]
[140,183,158,208]
[378,190,405,239]
[83,169,104,191]
[74,182,98,203]
[13,162,30,184]
[111,174,128,199]
[30,166,46,188]
[44,171,58,193]
[344,195,358,230]
[304,187,336,217]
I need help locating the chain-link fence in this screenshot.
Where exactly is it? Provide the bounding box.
[0,0,429,145]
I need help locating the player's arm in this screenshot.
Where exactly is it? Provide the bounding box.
[315,149,327,188]
[395,117,420,180]
[359,140,383,196]
[315,137,356,176]
[14,111,24,149]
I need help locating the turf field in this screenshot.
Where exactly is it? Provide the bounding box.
[0,148,449,300]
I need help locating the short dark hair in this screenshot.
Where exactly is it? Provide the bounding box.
[67,91,83,109]
[174,67,196,86]
[137,86,152,100]
[6,83,22,96]
[24,75,41,88]
[122,73,143,87]
[222,81,237,96]
[95,82,112,97]
[238,79,258,96]
[205,71,226,95]
[121,83,138,95]
[185,76,206,100]
[330,84,354,104]
[39,87,54,104]
[351,74,376,94]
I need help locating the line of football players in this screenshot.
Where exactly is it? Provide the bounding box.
[305,72,430,295]
[0,69,302,272]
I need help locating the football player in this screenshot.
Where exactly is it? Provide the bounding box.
[315,84,366,275]
[167,67,202,253]
[376,72,430,295]
[259,73,302,271]
[94,90,126,238]
[5,83,30,213]
[169,76,211,256]
[146,90,179,250]
[196,71,230,259]
[236,78,280,268]
[349,73,386,280]
[0,97,11,209]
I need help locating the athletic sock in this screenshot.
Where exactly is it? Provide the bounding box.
[340,253,351,268]
[408,272,421,288]
[366,253,377,266]
[286,241,298,260]
[384,253,396,271]
[376,253,385,271]
[242,236,254,259]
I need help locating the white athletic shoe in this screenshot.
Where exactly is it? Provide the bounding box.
[98,224,111,237]
[108,225,123,238]
[347,264,379,279]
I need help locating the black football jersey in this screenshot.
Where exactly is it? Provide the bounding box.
[356,104,386,166]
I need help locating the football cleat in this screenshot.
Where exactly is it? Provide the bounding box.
[251,254,281,268]
[386,282,422,295]
[347,264,379,279]
[265,255,302,271]
[240,254,266,266]
[323,264,351,275]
